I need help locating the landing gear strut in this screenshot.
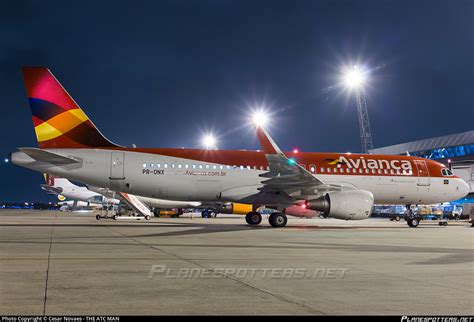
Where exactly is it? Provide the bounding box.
[269,212,288,228]
[404,205,420,228]
[245,212,262,225]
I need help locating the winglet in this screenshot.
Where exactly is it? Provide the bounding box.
[255,126,282,155]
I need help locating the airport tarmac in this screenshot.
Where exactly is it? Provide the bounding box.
[0,210,473,315]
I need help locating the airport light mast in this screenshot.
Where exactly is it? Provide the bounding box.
[343,65,374,154]
[202,133,218,150]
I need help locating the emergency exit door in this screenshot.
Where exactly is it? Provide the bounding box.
[110,152,125,180]
[414,160,430,186]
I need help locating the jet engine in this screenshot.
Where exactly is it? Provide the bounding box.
[305,190,374,220]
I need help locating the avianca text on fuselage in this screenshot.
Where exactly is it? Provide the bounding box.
[333,156,413,171]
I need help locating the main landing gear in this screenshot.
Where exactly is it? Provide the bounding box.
[245,211,288,228]
[245,211,262,225]
[268,212,288,228]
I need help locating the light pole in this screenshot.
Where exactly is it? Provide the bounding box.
[202,133,217,150]
[343,65,374,154]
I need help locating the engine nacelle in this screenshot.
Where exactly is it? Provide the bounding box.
[283,205,319,218]
[306,190,374,220]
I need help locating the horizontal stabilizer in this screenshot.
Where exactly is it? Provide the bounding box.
[18,147,80,165]
[40,184,63,194]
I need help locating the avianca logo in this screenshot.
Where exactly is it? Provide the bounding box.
[328,156,412,171]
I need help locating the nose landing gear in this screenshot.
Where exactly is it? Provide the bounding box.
[404,205,420,228]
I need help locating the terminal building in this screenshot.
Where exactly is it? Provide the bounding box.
[369,130,473,217]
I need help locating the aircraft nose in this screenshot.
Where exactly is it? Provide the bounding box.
[456,179,470,199]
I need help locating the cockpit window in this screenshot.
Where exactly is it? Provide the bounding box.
[442,168,454,176]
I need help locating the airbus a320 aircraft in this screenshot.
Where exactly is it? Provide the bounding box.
[11,67,470,227]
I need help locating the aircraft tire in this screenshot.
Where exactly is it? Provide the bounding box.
[245,212,262,225]
[145,215,151,221]
[96,215,101,221]
[407,218,419,228]
[269,212,288,228]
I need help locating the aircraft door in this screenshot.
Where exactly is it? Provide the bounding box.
[414,160,430,186]
[110,152,125,180]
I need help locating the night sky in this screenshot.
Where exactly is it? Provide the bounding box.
[1,0,473,202]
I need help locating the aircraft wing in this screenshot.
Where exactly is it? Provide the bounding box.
[118,192,152,217]
[254,125,348,202]
[256,125,324,187]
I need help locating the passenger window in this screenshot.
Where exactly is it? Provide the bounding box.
[310,166,315,173]
[171,164,175,168]
[199,165,203,169]
[206,165,210,169]
[150,163,154,168]
[157,163,161,168]
[328,168,332,173]
[192,164,196,169]
[384,169,388,174]
[240,165,244,170]
[247,165,251,170]
[220,165,223,169]
[164,164,168,168]
[178,164,182,169]
[142,163,147,168]
[185,164,189,169]
[213,165,217,169]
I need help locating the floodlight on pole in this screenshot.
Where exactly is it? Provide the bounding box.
[251,110,269,128]
[342,65,374,154]
[202,134,217,150]
[343,65,366,90]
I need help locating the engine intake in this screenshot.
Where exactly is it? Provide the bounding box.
[306,190,374,220]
